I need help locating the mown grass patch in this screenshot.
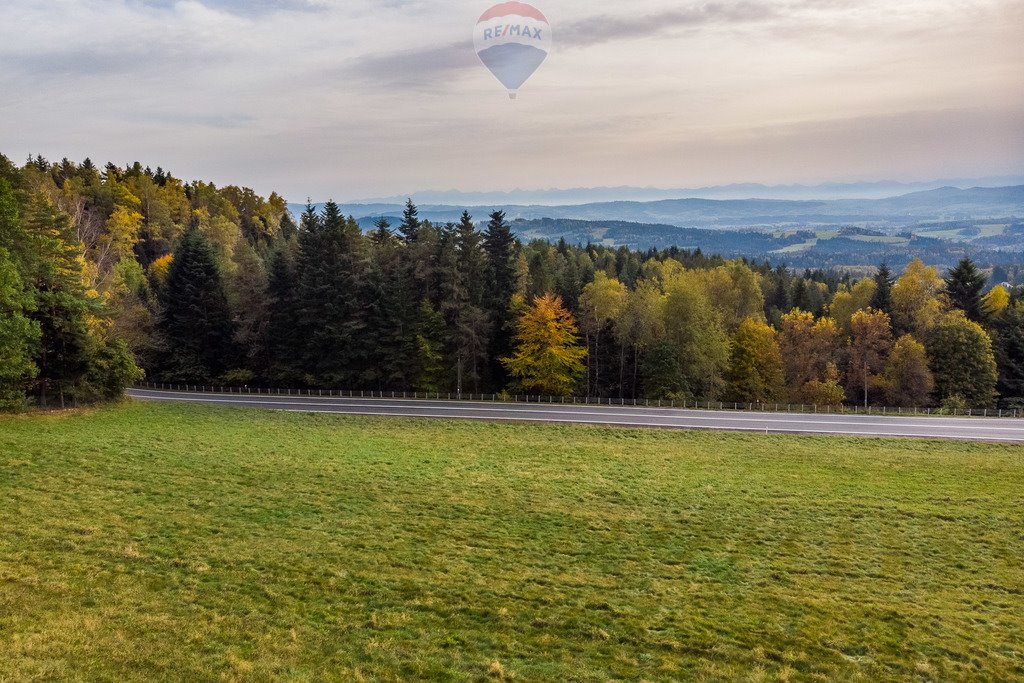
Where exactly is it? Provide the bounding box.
[2,402,1023,680]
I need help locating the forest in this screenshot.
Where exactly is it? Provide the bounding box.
[1,153,1022,411]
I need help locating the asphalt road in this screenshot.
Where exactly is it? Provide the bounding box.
[127,388,1024,443]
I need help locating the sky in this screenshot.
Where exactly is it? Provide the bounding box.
[1,0,1022,202]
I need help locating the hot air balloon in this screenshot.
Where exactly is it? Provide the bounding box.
[473,2,551,99]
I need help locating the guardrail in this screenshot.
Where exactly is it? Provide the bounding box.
[132,383,1023,419]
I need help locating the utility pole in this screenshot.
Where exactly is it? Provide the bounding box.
[864,360,869,409]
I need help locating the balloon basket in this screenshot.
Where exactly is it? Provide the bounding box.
[508,92,518,100]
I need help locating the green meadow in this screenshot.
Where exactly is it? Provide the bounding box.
[2,402,1023,681]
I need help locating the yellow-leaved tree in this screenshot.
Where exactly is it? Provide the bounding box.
[981,284,1010,321]
[828,277,877,336]
[503,293,587,396]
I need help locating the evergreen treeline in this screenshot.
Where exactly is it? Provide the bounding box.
[2,153,1022,411]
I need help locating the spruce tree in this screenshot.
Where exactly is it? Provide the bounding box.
[364,218,415,389]
[641,340,686,399]
[870,263,894,314]
[555,239,582,310]
[295,201,367,387]
[263,246,303,385]
[156,225,237,383]
[790,278,811,312]
[945,258,986,322]
[993,301,1024,402]
[370,216,393,242]
[483,210,519,389]
[437,218,490,393]
[279,212,298,242]
[926,311,997,407]
[398,198,421,243]
[413,299,447,392]
[454,212,490,392]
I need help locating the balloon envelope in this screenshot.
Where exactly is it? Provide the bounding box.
[474,2,551,95]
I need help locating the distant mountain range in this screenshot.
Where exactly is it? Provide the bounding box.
[512,220,1024,270]
[338,176,1024,205]
[287,185,1024,268]
[290,185,1024,231]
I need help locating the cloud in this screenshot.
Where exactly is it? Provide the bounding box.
[342,43,478,87]
[558,2,779,48]
[135,0,326,15]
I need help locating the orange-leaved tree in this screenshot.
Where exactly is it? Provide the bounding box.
[503,293,587,396]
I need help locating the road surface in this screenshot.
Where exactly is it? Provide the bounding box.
[127,388,1024,443]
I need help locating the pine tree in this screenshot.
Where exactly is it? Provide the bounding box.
[555,244,583,311]
[156,225,237,383]
[453,212,490,392]
[370,216,393,242]
[869,263,894,314]
[945,258,986,322]
[408,218,439,303]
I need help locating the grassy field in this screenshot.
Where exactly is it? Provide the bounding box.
[2,402,1023,681]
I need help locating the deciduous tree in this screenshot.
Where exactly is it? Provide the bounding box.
[724,318,784,403]
[878,335,934,408]
[778,310,841,402]
[891,258,945,337]
[503,293,586,396]
[701,261,764,332]
[828,278,876,336]
[846,309,893,406]
[981,284,1010,322]
[662,270,729,399]
[579,272,627,396]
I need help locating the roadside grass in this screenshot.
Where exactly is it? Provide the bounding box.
[2,402,1023,681]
